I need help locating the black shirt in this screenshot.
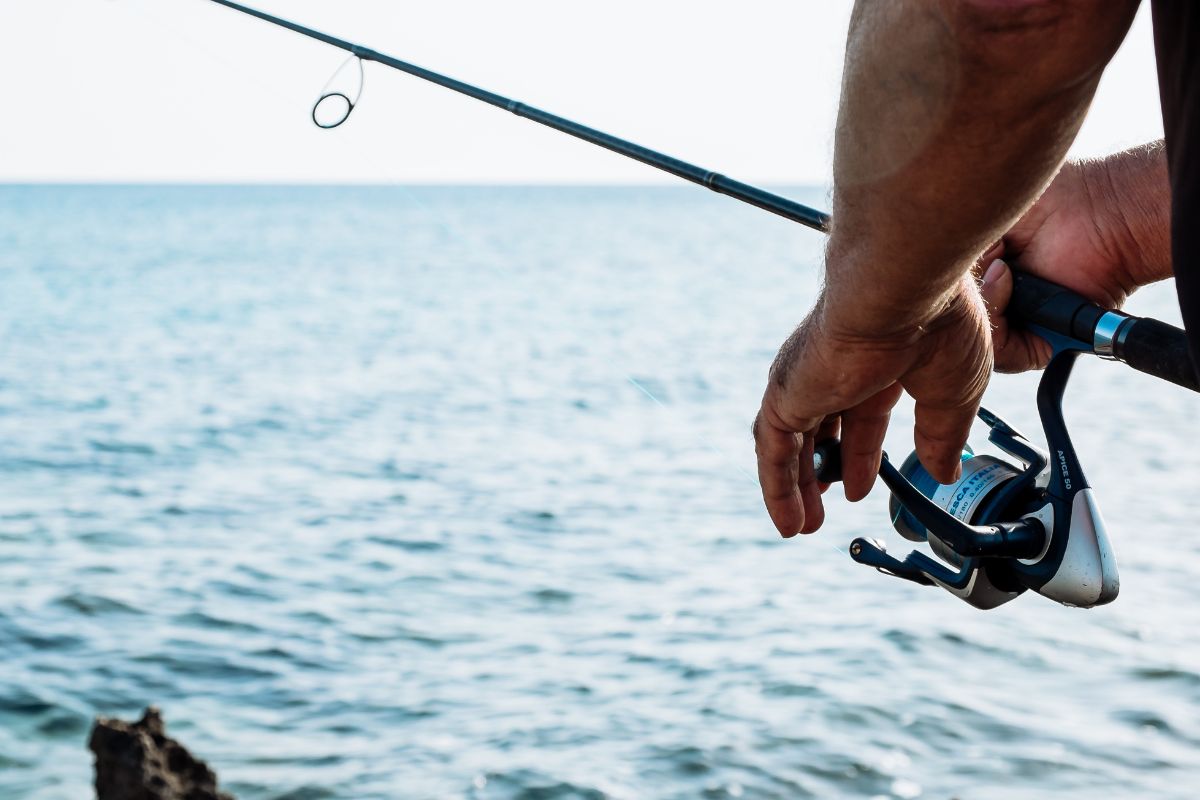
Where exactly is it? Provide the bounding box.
[1152,1,1200,370]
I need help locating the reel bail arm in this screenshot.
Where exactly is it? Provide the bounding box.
[876,456,1046,559]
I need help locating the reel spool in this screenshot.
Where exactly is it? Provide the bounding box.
[889,448,1027,567]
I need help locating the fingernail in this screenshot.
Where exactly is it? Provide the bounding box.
[981,259,1005,290]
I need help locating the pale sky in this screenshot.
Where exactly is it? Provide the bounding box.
[2,0,1165,184]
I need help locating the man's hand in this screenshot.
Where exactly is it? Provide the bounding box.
[980,142,1173,372]
[754,0,1138,537]
[753,277,991,537]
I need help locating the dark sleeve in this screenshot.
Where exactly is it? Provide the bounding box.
[1152,0,1200,377]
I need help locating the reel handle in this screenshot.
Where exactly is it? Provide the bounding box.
[1008,271,1199,393]
[813,439,842,483]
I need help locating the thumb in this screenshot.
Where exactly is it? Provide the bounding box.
[980,258,1053,372]
[979,259,1014,361]
[974,241,1005,279]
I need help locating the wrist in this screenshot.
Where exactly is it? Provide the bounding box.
[1089,142,1172,288]
[818,257,973,344]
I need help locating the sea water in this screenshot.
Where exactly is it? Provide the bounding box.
[0,185,1198,799]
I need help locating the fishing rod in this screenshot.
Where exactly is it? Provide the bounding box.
[210,0,1198,609]
[208,0,829,233]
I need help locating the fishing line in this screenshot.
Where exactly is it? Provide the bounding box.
[627,377,758,487]
[194,0,838,519]
[627,376,852,556]
[146,0,1200,607]
[114,0,807,550]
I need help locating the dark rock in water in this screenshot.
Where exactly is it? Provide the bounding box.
[89,707,234,800]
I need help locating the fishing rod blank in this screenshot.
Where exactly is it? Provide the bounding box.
[208,0,1198,394]
[207,0,830,233]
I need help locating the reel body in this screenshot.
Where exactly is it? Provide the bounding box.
[822,351,1119,610]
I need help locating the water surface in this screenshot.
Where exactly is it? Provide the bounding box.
[0,185,1197,799]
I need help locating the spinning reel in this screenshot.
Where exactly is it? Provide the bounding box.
[815,273,1199,610]
[817,350,1115,610]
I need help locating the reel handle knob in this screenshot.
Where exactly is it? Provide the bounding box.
[849,537,934,586]
[813,439,842,483]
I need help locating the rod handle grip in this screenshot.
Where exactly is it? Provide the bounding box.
[1113,317,1200,392]
[1007,271,1104,343]
[1007,271,1199,393]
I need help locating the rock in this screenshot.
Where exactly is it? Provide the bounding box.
[89,707,235,800]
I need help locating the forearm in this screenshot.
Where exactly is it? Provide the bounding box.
[826,0,1139,331]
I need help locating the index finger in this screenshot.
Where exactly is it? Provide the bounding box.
[753,408,805,537]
